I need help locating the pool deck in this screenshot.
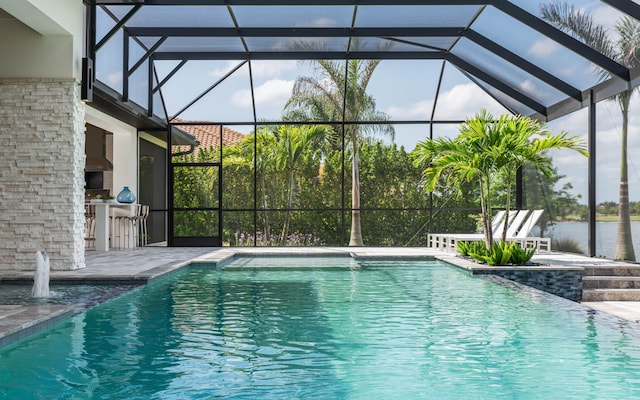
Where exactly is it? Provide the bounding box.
[1,247,639,346]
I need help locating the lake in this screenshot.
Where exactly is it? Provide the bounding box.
[549,221,640,260]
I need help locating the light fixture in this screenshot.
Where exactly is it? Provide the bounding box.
[81,57,94,102]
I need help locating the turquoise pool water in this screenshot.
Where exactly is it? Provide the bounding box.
[2,257,640,399]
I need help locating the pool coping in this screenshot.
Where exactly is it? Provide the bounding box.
[0,304,79,347]
[0,247,637,348]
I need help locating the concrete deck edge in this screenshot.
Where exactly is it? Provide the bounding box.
[0,305,78,345]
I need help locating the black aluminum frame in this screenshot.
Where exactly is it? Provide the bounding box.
[87,0,640,254]
[168,123,224,247]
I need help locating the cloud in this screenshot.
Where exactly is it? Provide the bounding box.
[591,5,622,34]
[295,17,338,28]
[435,83,508,119]
[207,61,246,80]
[388,83,640,203]
[206,60,299,82]
[516,79,554,104]
[249,60,299,79]
[553,151,587,167]
[387,100,432,120]
[387,83,507,122]
[231,79,294,108]
[529,38,560,58]
[107,71,122,85]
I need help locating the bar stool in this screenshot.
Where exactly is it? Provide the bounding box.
[110,207,135,250]
[84,204,96,250]
[108,205,148,249]
[127,205,149,248]
[135,205,150,247]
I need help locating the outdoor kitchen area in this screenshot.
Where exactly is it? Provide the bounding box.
[84,123,113,201]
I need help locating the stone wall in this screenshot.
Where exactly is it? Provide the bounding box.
[0,78,86,271]
[471,268,583,302]
[436,254,584,302]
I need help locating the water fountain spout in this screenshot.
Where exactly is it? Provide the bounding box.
[31,250,50,298]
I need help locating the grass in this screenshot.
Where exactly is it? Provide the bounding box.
[597,215,640,222]
[559,214,640,222]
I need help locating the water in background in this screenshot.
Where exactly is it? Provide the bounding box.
[550,221,640,259]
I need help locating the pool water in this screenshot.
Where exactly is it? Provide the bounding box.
[0,284,139,307]
[2,257,640,399]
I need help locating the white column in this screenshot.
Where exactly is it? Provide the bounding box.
[94,203,110,252]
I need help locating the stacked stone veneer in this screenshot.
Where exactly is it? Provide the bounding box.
[472,268,583,302]
[0,78,86,271]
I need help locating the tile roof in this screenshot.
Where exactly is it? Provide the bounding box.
[174,120,246,148]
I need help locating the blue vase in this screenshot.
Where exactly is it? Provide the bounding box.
[117,186,136,203]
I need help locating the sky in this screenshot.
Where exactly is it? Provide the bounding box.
[96,1,640,205]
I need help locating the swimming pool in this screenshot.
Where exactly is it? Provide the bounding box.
[2,256,640,399]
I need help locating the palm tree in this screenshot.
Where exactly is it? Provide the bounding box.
[273,125,329,243]
[414,110,588,249]
[284,59,394,246]
[414,110,500,247]
[541,2,639,260]
[415,133,496,247]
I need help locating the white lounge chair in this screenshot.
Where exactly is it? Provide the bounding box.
[428,209,521,252]
[508,209,551,253]
[504,209,531,238]
[429,209,551,253]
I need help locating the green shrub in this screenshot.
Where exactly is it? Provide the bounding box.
[552,238,584,254]
[464,240,535,266]
[469,241,512,265]
[510,244,536,265]
[457,241,485,257]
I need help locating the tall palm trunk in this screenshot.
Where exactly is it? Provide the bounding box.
[480,176,492,249]
[259,174,271,242]
[280,168,295,244]
[501,173,513,242]
[614,95,635,260]
[349,129,363,246]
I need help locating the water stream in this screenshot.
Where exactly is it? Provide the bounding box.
[31,250,50,298]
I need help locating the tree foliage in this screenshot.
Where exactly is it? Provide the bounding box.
[414,110,587,249]
[171,127,581,247]
[284,59,394,246]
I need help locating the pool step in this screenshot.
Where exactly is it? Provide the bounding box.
[582,265,640,277]
[581,265,640,301]
[582,276,640,289]
[582,288,640,301]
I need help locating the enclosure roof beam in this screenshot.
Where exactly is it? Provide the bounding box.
[465,30,583,102]
[125,27,466,37]
[102,0,489,5]
[492,0,630,81]
[447,53,547,115]
[601,0,640,21]
[152,51,445,60]
[96,4,142,51]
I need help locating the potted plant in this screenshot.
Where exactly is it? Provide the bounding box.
[95,193,116,203]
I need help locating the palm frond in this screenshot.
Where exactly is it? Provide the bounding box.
[617,16,640,69]
[540,2,616,59]
[283,59,394,147]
